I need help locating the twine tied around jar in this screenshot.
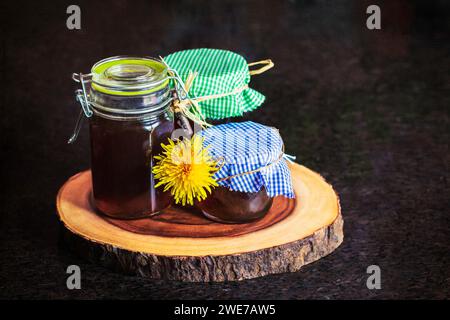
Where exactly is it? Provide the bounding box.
[159,57,274,128]
[212,143,296,182]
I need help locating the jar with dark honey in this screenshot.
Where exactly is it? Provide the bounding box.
[196,121,295,223]
[198,187,273,223]
[71,56,175,219]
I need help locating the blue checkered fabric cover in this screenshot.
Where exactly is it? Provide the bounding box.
[198,121,295,198]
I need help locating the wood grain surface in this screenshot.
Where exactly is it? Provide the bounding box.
[57,163,343,281]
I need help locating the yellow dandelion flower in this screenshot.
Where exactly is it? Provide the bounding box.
[152,136,219,206]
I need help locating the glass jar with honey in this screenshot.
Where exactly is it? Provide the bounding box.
[71,56,175,219]
[197,121,295,223]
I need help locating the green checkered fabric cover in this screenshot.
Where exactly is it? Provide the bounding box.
[164,48,265,119]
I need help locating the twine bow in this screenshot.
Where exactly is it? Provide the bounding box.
[159,57,274,128]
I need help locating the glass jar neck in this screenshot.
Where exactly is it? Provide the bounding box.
[89,85,172,121]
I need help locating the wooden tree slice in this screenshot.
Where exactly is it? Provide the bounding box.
[101,193,295,238]
[57,163,343,282]
[60,176,295,237]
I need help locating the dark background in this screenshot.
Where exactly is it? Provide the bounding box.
[1,0,449,299]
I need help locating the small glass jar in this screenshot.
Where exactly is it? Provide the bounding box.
[73,56,174,219]
[194,121,294,224]
[197,187,273,223]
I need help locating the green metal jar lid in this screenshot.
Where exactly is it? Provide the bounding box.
[90,56,169,96]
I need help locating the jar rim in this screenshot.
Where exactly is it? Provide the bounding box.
[89,99,172,121]
[89,85,173,121]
